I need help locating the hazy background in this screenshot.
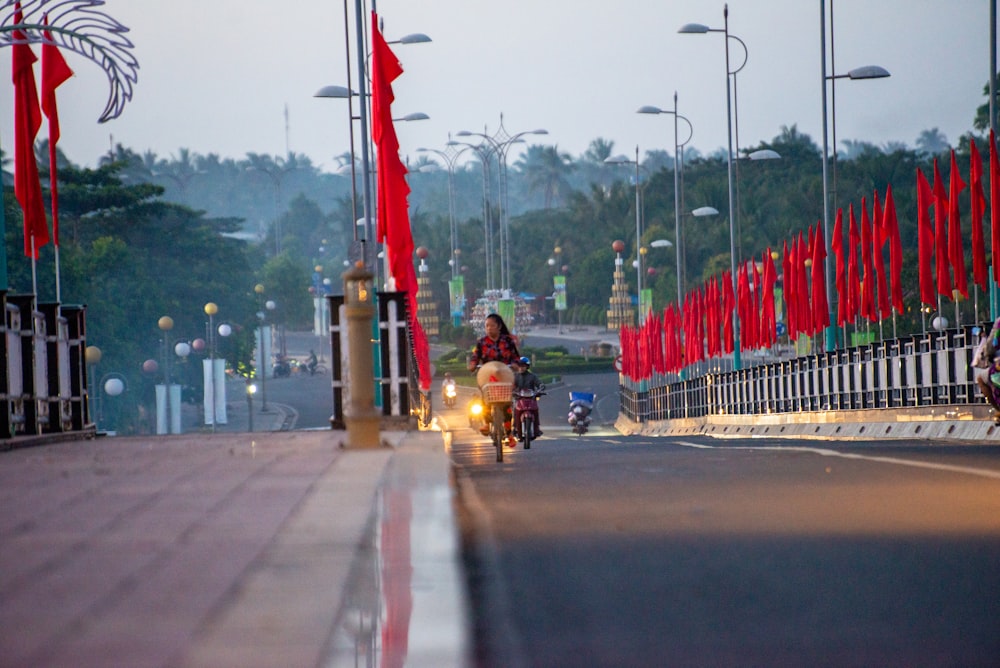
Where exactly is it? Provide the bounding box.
[0,0,992,169]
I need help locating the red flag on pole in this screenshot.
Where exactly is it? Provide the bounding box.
[762,249,777,347]
[41,16,73,247]
[782,239,795,339]
[871,191,889,320]
[831,209,846,326]
[884,185,904,314]
[722,269,734,354]
[916,169,936,306]
[948,149,968,299]
[370,11,430,390]
[969,138,987,291]
[797,230,811,336]
[991,130,1000,288]
[12,4,49,259]
[932,159,952,298]
[847,204,860,323]
[860,198,876,322]
[811,222,830,329]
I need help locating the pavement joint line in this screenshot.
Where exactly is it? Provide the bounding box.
[675,440,1000,480]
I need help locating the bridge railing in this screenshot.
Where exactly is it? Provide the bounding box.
[620,325,981,422]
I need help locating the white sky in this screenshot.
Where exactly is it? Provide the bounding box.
[0,0,993,171]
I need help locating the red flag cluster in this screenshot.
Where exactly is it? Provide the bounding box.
[370,11,431,390]
[619,134,1000,381]
[11,6,73,259]
[913,139,995,308]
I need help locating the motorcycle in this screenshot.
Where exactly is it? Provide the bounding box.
[568,391,595,435]
[443,380,458,408]
[513,386,545,449]
[273,357,292,378]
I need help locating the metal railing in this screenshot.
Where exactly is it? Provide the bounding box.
[620,325,980,422]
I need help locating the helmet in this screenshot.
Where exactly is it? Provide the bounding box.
[519,356,531,367]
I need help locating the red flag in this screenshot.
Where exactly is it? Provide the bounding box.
[797,231,811,336]
[969,138,987,291]
[948,149,968,299]
[751,259,761,349]
[41,16,73,247]
[847,204,860,323]
[933,159,952,298]
[370,12,430,390]
[722,270,734,354]
[737,263,751,352]
[13,4,49,258]
[782,239,795,338]
[811,222,830,329]
[762,249,777,347]
[991,130,1000,288]
[871,191,889,319]
[884,185,904,314]
[831,209,847,325]
[916,169,936,305]
[860,199,876,322]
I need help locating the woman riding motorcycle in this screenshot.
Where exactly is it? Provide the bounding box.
[467,313,520,446]
[513,356,544,440]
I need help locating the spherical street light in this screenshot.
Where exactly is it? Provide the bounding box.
[158,316,174,331]
[218,323,232,337]
[174,341,191,358]
[204,302,218,316]
[85,345,102,365]
[104,377,125,396]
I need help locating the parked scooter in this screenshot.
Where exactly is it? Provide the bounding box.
[568,391,595,435]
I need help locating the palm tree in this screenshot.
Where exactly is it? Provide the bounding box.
[915,128,949,157]
[515,144,575,209]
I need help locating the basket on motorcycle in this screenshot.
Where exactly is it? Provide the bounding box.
[481,382,513,404]
[569,391,595,407]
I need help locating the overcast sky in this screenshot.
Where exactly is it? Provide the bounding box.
[0,0,993,171]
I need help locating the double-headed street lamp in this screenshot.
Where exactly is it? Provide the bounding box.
[638,93,693,308]
[456,118,548,294]
[314,25,431,278]
[820,0,890,350]
[679,4,748,369]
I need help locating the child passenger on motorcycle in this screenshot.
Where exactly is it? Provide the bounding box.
[513,356,544,439]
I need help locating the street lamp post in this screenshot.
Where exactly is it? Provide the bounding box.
[315,24,431,277]
[605,147,647,323]
[680,4,749,369]
[820,0,890,350]
[638,93,693,307]
[448,138,498,292]
[418,142,471,326]
[457,118,548,293]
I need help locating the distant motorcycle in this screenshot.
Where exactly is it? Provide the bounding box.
[443,380,458,408]
[568,391,595,435]
[273,357,291,378]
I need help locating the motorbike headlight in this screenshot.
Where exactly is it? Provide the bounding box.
[470,402,483,416]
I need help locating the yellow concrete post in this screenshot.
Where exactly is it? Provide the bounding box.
[342,262,381,448]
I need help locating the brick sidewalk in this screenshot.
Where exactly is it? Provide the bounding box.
[0,429,469,667]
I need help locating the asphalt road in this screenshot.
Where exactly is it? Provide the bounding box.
[441,398,1000,667]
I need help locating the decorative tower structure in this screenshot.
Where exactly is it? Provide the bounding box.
[607,240,634,331]
[414,247,440,337]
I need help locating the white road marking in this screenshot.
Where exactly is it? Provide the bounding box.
[675,440,1000,481]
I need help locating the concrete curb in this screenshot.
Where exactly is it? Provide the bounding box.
[616,404,1000,443]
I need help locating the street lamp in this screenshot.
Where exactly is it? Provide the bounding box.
[605,147,648,323]
[456,118,549,293]
[418,141,471,326]
[638,93,693,307]
[820,1,890,350]
[680,4,749,369]
[447,138,498,292]
[314,25,431,278]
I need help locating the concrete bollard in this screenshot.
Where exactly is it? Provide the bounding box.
[342,263,381,448]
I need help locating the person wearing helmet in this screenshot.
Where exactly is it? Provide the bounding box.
[513,356,544,439]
